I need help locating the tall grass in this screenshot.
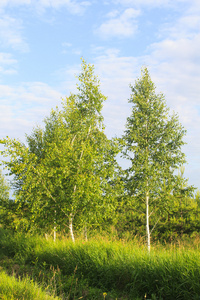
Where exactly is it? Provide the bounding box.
[0,229,200,299]
[0,270,60,300]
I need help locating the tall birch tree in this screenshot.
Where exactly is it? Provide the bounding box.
[122,68,187,252]
[0,60,121,239]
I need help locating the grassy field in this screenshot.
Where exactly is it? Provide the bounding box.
[0,229,199,299]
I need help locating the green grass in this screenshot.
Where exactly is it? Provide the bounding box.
[0,270,60,300]
[0,229,200,299]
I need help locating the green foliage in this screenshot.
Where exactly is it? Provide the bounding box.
[121,67,192,250]
[152,196,200,242]
[123,67,187,203]
[0,62,198,243]
[195,189,200,207]
[0,168,16,230]
[0,59,122,237]
[0,168,10,200]
[115,191,200,242]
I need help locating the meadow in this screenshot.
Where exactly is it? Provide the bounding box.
[0,229,199,300]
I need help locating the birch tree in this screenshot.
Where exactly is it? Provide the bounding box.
[1,60,121,239]
[122,68,187,252]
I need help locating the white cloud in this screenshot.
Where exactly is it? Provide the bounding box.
[94,48,139,80]
[62,42,72,48]
[178,15,200,34]
[158,13,200,40]
[0,0,31,7]
[113,0,190,8]
[19,82,62,103]
[35,0,91,14]
[146,20,200,108]
[0,0,91,15]
[61,42,82,55]
[0,53,17,75]
[0,16,29,52]
[95,8,140,39]
[106,10,119,18]
[150,35,200,66]
[114,0,169,5]
[0,83,62,141]
[61,42,72,54]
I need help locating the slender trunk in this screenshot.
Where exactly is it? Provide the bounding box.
[53,210,56,242]
[145,113,150,253]
[69,214,75,242]
[84,226,88,241]
[146,190,150,253]
[53,226,56,242]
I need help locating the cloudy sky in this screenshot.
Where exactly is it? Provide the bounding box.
[0,0,200,190]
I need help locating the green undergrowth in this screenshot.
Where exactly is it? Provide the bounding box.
[0,270,60,300]
[0,228,200,299]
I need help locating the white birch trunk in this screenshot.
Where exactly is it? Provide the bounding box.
[53,226,56,242]
[146,190,150,253]
[53,210,56,242]
[145,115,150,253]
[69,214,75,242]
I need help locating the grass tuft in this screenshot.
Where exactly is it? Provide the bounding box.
[0,270,60,299]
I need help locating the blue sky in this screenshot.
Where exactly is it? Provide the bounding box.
[0,0,200,190]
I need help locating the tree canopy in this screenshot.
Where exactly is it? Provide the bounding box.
[0,60,122,238]
[0,62,198,245]
[122,67,189,251]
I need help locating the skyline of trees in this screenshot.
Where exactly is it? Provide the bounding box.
[0,60,198,247]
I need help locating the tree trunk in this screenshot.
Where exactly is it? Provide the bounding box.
[54,210,56,242]
[84,226,88,241]
[69,214,75,242]
[146,190,150,253]
[53,226,56,242]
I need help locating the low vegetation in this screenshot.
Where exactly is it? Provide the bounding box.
[0,228,200,299]
[0,270,59,300]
